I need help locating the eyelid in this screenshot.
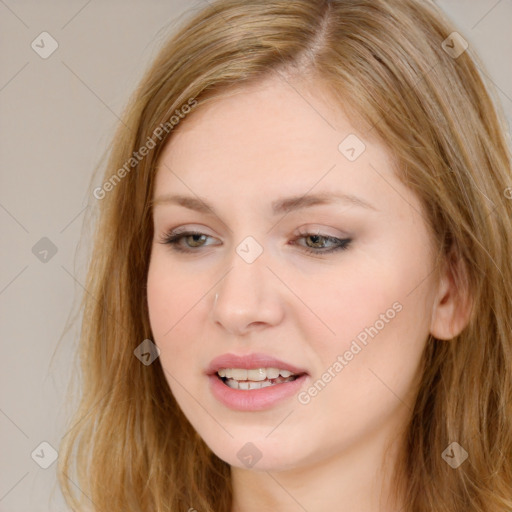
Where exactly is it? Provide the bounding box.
[295,225,349,239]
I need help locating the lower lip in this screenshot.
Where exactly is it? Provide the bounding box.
[208,374,308,411]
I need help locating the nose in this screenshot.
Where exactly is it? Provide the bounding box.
[211,249,285,336]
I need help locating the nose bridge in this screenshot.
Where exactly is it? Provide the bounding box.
[212,237,283,332]
[218,239,267,303]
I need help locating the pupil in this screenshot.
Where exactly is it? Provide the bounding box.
[308,235,324,248]
[189,234,205,247]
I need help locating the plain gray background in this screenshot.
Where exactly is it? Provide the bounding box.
[1,1,511,510]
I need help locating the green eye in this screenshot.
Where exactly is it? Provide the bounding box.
[294,233,351,254]
[159,230,352,255]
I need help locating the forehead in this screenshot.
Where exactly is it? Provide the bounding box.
[151,75,428,229]
[166,78,361,158]
[157,77,390,186]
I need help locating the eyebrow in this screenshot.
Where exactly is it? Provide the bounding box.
[151,192,378,215]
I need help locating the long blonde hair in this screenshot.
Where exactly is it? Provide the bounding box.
[57,1,512,510]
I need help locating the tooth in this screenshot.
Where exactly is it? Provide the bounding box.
[220,367,298,382]
[231,369,248,380]
[248,380,272,390]
[226,379,239,389]
[247,368,266,381]
[223,377,293,390]
[266,367,280,379]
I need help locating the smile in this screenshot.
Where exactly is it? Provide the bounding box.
[217,367,300,390]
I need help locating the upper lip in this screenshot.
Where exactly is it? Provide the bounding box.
[206,353,308,376]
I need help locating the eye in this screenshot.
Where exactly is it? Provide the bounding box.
[158,229,218,252]
[291,230,352,255]
[157,229,352,255]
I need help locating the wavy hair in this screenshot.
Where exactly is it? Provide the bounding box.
[57,0,512,510]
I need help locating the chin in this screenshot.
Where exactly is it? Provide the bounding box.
[203,436,309,473]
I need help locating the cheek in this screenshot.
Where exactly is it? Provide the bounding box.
[298,249,433,384]
[146,255,206,362]
[332,246,433,333]
[290,259,405,350]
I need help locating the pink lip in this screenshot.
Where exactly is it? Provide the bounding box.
[206,352,309,411]
[208,373,308,411]
[206,352,308,375]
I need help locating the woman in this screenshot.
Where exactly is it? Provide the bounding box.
[57,0,512,510]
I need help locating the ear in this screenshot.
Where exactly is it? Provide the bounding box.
[429,249,473,340]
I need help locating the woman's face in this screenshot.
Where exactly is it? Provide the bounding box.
[147,75,441,472]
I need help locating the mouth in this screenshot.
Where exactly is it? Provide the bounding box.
[206,353,309,410]
[216,367,305,390]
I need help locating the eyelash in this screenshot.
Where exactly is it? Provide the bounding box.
[158,229,352,255]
